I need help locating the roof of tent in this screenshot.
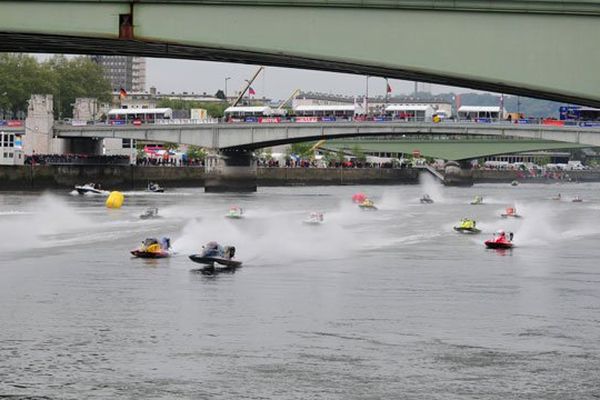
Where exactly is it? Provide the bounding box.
[224,106,273,113]
[458,106,503,113]
[108,108,172,115]
[294,104,359,112]
[385,104,433,111]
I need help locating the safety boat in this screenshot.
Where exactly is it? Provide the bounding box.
[303,211,324,225]
[358,199,377,210]
[453,219,481,234]
[74,183,108,195]
[501,207,522,218]
[139,207,161,219]
[484,230,514,249]
[470,195,484,205]
[420,194,434,204]
[147,182,164,193]
[130,237,172,258]
[189,242,242,270]
[225,206,244,219]
[552,193,562,201]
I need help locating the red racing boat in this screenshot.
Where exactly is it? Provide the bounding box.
[484,230,514,249]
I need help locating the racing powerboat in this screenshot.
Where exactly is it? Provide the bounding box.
[420,194,434,204]
[139,207,161,219]
[74,183,108,195]
[189,242,242,269]
[552,193,561,201]
[131,237,172,258]
[470,195,484,205]
[225,206,244,219]
[352,192,367,203]
[303,211,324,225]
[453,219,481,234]
[511,180,519,186]
[147,182,164,193]
[501,207,522,218]
[358,199,377,210]
[572,196,583,203]
[484,230,514,249]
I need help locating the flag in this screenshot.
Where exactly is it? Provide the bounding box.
[386,81,392,94]
[119,87,128,100]
[248,87,256,96]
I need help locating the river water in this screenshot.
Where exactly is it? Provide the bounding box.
[1,177,599,399]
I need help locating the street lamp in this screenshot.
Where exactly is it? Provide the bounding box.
[365,76,372,117]
[224,77,231,99]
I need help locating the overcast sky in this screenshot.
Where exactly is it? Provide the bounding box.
[145,58,472,100]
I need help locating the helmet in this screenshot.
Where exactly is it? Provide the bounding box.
[496,229,505,235]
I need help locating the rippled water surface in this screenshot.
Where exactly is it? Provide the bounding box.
[1,180,600,399]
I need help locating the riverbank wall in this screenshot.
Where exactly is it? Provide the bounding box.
[472,169,600,183]
[0,165,419,190]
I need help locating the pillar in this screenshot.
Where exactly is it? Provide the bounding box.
[204,149,257,192]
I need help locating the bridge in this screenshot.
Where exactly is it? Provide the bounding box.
[321,139,588,162]
[54,121,600,150]
[1,0,600,106]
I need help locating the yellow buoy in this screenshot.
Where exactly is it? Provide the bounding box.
[106,191,124,209]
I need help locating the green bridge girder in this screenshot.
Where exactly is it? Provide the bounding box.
[323,139,589,161]
[1,1,600,106]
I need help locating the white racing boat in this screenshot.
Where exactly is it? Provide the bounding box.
[74,183,108,195]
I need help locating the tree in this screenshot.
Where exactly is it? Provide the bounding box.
[163,142,179,151]
[0,54,111,119]
[0,54,54,118]
[45,55,111,119]
[186,145,206,160]
[351,144,367,163]
[289,141,315,159]
[157,98,228,118]
[214,90,226,100]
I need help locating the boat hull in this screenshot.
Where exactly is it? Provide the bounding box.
[484,241,513,249]
[454,227,481,234]
[189,255,242,267]
[131,250,170,258]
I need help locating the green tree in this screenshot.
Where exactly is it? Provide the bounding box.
[0,54,111,119]
[186,145,206,160]
[289,141,315,159]
[157,98,228,118]
[45,55,111,119]
[351,144,367,163]
[163,142,179,152]
[0,54,54,117]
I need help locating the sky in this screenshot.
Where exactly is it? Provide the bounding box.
[145,57,471,101]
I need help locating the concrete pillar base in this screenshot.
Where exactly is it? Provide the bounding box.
[443,161,474,187]
[204,149,257,192]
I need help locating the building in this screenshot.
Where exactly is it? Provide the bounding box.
[0,130,24,165]
[91,55,146,92]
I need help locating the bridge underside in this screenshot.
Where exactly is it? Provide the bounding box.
[1,1,600,106]
[321,140,588,161]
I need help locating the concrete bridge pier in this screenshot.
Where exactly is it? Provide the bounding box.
[204,149,257,192]
[443,161,474,187]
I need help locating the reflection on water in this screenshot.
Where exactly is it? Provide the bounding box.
[1,183,600,399]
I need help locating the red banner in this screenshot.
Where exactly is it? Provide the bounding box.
[7,120,23,127]
[295,116,319,123]
[542,119,565,126]
[258,117,281,124]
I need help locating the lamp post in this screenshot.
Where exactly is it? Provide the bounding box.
[224,77,231,100]
[365,76,372,117]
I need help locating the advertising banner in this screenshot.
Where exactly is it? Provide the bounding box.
[295,116,319,123]
[258,117,281,124]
